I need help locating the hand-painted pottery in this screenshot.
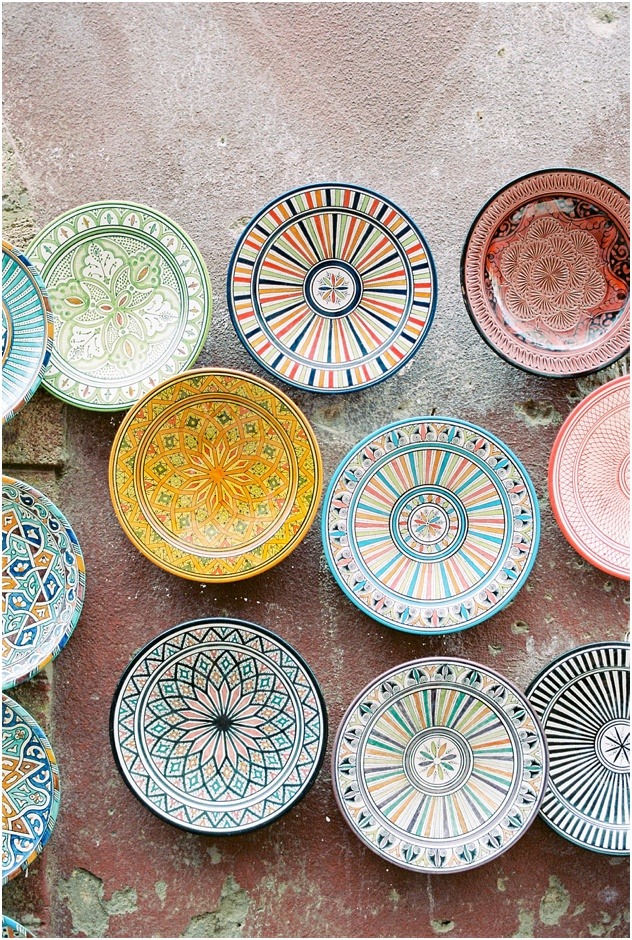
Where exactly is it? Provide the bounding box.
[549,375,629,579]
[527,642,629,855]
[1,916,34,938]
[2,242,54,425]
[461,169,630,377]
[26,202,212,411]
[110,618,327,834]
[109,369,322,582]
[228,184,436,393]
[333,658,547,873]
[2,695,60,883]
[2,477,86,690]
[322,417,539,634]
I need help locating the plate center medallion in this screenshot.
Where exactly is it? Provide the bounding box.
[304,260,362,318]
[596,719,630,772]
[390,488,468,561]
[404,727,473,794]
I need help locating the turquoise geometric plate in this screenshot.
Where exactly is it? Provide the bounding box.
[26,202,212,411]
[2,916,34,938]
[228,184,436,393]
[322,417,540,634]
[2,694,60,883]
[110,618,327,834]
[2,477,86,690]
[2,241,54,425]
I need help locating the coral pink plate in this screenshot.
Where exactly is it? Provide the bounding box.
[549,375,630,579]
[462,169,630,377]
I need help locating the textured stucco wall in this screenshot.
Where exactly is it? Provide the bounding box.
[2,3,630,938]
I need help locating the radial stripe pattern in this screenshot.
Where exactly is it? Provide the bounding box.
[527,642,629,855]
[228,185,436,392]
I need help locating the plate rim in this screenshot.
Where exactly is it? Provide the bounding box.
[2,240,54,425]
[460,166,630,379]
[108,366,323,582]
[331,655,549,874]
[109,616,328,836]
[548,374,630,580]
[226,181,438,394]
[2,474,86,690]
[321,414,541,634]
[25,200,213,412]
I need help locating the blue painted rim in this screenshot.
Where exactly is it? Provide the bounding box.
[226,182,438,394]
[321,415,541,635]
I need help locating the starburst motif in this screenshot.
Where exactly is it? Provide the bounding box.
[317,271,350,307]
[410,506,446,543]
[416,738,460,782]
[601,725,630,768]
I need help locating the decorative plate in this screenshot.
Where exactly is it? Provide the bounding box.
[322,417,539,634]
[2,242,54,425]
[2,917,34,938]
[2,477,86,690]
[2,694,60,883]
[110,618,327,834]
[333,657,547,873]
[228,184,436,393]
[109,369,322,582]
[26,201,212,411]
[461,169,630,377]
[549,375,629,579]
[527,642,629,855]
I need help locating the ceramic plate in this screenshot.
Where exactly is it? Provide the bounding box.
[2,694,60,883]
[109,368,322,582]
[2,242,54,425]
[333,657,547,873]
[110,618,327,834]
[26,202,212,411]
[228,184,436,393]
[527,642,629,855]
[322,417,539,634]
[2,917,34,938]
[461,169,630,377]
[2,477,86,690]
[549,375,629,579]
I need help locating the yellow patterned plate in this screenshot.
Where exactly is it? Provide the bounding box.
[109,369,323,582]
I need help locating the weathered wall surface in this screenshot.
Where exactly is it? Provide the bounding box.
[2,3,629,937]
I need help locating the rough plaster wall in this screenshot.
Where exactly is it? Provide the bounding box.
[2,3,630,938]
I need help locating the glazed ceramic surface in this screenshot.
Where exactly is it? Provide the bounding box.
[322,417,539,634]
[228,184,436,392]
[2,242,54,424]
[462,169,630,377]
[527,642,629,855]
[549,375,629,580]
[2,694,60,883]
[110,618,327,834]
[333,658,547,873]
[26,202,212,411]
[2,477,86,689]
[1,917,33,938]
[109,369,322,582]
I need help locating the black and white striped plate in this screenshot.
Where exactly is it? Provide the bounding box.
[527,642,629,855]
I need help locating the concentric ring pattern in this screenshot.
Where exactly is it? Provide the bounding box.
[109,369,322,582]
[549,375,629,580]
[322,418,539,634]
[2,242,54,424]
[527,642,629,855]
[110,619,327,834]
[2,694,60,883]
[27,202,212,411]
[333,658,547,873]
[228,184,436,392]
[2,477,86,689]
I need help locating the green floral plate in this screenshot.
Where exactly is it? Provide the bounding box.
[27,202,213,411]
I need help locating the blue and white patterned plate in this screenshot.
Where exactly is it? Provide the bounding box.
[2,242,54,424]
[2,477,86,690]
[322,417,540,635]
[110,618,327,834]
[2,916,34,938]
[2,694,60,883]
[527,642,629,855]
